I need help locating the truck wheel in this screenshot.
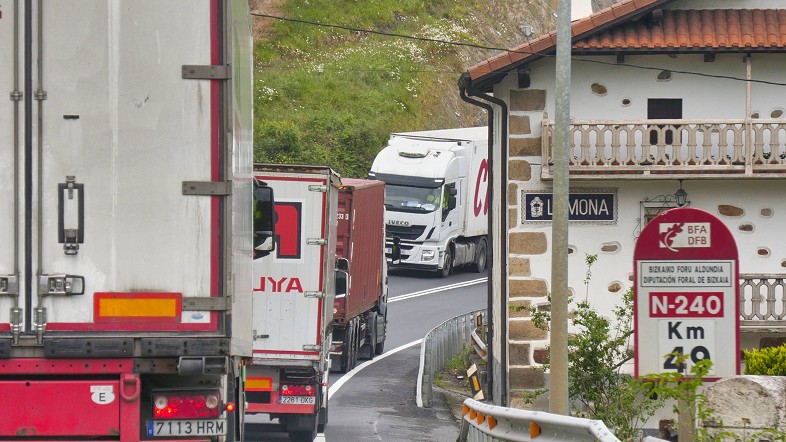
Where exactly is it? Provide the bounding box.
[339,325,353,373]
[364,314,377,360]
[438,248,452,278]
[375,312,386,355]
[471,239,487,273]
[350,319,360,369]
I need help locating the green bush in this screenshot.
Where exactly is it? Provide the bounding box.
[743,344,786,375]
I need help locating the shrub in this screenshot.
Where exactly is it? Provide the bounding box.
[743,344,786,376]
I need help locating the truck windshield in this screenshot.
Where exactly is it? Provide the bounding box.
[384,184,441,213]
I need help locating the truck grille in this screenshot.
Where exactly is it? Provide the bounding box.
[385,242,414,261]
[386,224,427,241]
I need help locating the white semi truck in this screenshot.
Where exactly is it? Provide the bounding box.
[368,127,489,277]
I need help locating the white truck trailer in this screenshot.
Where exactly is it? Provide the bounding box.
[245,164,339,441]
[0,1,263,441]
[368,127,490,277]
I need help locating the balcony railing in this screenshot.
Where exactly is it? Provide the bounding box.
[740,274,786,332]
[541,118,786,179]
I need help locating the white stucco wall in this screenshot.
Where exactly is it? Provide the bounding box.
[500,52,786,339]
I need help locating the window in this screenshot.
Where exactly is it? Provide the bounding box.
[648,98,682,145]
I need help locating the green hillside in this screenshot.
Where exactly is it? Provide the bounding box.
[250,0,555,178]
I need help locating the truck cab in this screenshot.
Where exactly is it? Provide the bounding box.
[369,127,489,277]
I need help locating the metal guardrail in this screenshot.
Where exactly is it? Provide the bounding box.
[458,398,621,442]
[416,309,486,408]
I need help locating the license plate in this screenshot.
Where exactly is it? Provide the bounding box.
[146,419,226,437]
[279,396,315,405]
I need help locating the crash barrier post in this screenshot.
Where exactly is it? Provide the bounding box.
[416,309,486,408]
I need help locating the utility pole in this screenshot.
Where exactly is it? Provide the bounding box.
[549,0,572,416]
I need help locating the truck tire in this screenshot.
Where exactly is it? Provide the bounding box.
[364,314,377,360]
[471,238,487,273]
[438,248,452,278]
[339,323,354,373]
[375,312,386,355]
[349,319,360,369]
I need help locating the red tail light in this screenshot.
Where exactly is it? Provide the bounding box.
[279,383,314,396]
[152,390,221,419]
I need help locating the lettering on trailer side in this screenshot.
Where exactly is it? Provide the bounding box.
[275,202,302,259]
[473,159,489,217]
[253,276,304,293]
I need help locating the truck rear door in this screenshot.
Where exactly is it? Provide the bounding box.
[251,170,336,361]
[2,1,224,338]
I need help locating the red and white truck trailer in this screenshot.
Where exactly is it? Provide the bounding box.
[245,164,339,441]
[331,179,388,372]
[0,1,263,441]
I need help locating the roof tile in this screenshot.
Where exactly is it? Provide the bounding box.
[612,1,637,18]
[572,17,595,36]
[488,52,515,72]
[577,9,786,51]
[467,4,786,82]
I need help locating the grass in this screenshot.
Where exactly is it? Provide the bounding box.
[252,0,485,178]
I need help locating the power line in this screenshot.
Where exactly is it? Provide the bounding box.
[252,12,786,87]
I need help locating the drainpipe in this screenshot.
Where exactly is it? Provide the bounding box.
[459,74,509,406]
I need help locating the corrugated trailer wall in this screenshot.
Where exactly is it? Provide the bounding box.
[336,179,385,322]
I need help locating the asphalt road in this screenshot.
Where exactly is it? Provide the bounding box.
[246,267,488,441]
[324,268,488,441]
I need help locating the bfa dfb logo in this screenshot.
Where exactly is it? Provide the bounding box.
[659,222,711,252]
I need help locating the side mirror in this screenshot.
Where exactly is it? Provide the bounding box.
[336,257,349,271]
[447,195,457,211]
[335,270,348,297]
[253,182,276,258]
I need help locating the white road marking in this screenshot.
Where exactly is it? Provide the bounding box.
[388,278,486,303]
[327,339,422,401]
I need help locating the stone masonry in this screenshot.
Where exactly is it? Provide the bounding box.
[507,88,550,409]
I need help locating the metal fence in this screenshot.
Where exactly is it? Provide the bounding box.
[458,397,621,442]
[416,309,486,408]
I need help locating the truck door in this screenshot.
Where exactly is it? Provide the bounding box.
[252,174,335,358]
[22,1,219,336]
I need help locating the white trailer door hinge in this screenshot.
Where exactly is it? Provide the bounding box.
[0,275,19,295]
[302,345,320,352]
[181,65,231,80]
[182,297,230,311]
[304,291,325,299]
[308,184,328,192]
[306,238,327,246]
[182,181,232,196]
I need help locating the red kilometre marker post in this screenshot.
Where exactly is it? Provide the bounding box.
[633,207,739,379]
